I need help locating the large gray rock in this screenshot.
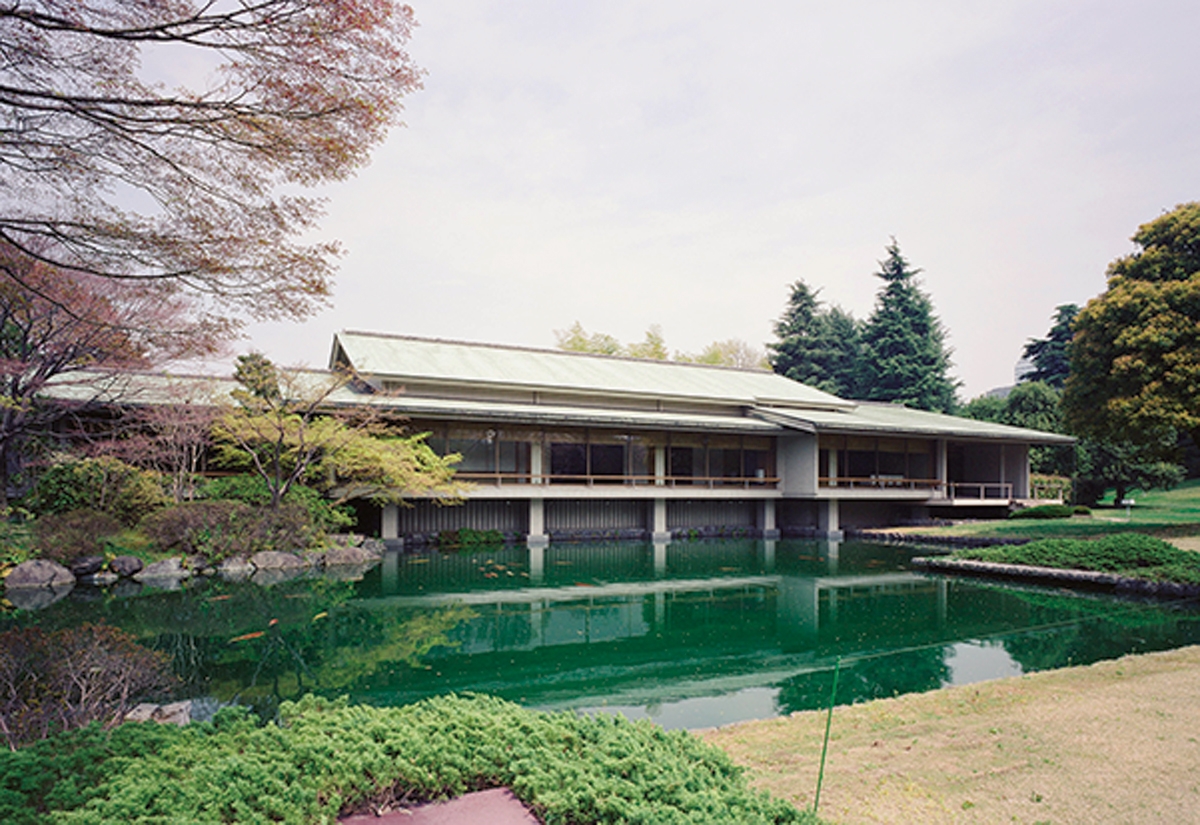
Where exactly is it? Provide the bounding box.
[6,559,75,589]
[133,557,191,582]
[322,545,380,566]
[360,538,386,557]
[69,555,105,577]
[249,550,308,570]
[109,555,144,577]
[217,556,255,582]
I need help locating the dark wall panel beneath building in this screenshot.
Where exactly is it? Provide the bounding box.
[546,499,646,531]
[666,499,756,529]
[397,500,529,534]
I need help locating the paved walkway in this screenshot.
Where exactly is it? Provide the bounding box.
[340,787,540,825]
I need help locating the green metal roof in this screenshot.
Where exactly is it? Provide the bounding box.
[332,331,855,411]
[756,402,1075,444]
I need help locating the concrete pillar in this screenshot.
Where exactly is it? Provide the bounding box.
[817,499,843,541]
[531,440,544,485]
[823,539,840,575]
[528,498,548,547]
[938,439,949,498]
[654,446,666,486]
[759,499,779,539]
[651,498,670,542]
[828,445,838,487]
[381,504,399,539]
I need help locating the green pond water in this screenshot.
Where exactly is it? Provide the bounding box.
[8,539,1200,730]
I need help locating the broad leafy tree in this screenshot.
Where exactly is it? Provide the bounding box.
[1064,203,1200,451]
[857,241,959,412]
[0,1,421,330]
[214,354,459,509]
[1021,304,1078,388]
[768,280,860,396]
[961,382,1072,476]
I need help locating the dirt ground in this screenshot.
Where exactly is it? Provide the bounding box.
[1168,536,1200,553]
[704,645,1200,824]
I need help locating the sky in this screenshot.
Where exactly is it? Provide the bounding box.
[241,0,1200,400]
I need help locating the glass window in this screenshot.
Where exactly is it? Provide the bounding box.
[550,443,586,479]
[447,438,494,472]
[589,444,625,476]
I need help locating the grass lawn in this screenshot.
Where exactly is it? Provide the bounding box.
[882,478,1200,541]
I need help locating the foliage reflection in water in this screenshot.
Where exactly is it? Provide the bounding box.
[6,539,1200,729]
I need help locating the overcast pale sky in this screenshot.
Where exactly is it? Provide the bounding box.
[243,0,1200,400]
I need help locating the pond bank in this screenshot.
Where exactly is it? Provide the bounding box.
[704,644,1200,824]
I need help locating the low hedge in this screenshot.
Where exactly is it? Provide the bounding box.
[0,693,814,825]
[952,533,1200,584]
[1008,504,1075,520]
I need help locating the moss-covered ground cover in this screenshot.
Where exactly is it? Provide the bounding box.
[0,693,815,825]
[949,533,1200,584]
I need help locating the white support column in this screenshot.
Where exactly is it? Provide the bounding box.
[828,445,838,487]
[381,504,399,540]
[528,498,548,547]
[938,439,949,498]
[818,499,843,541]
[654,446,666,486]
[651,498,669,542]
[530,440,543,485]
[759,499,779,539]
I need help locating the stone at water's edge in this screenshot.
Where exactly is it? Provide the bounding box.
[323,545,381,566]
[69,555,105,577]
[6,559,74,589]
[109,555,144,577]
[134,557,191,582]
[250,550,308,569]
[217,557,255,581]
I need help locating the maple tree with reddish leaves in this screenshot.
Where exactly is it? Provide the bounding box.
[0,1,422,328]
[0,243,220,505]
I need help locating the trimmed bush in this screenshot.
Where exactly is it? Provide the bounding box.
[25,458,169,527]
[953,533,1200,584]
[198,475,354,531]
[1009,504,1075,520]
[32,509,123,563]
[437,528,506,550]
[140,501,320,562]
[1072,505,1092,516]
[0,694,812,824]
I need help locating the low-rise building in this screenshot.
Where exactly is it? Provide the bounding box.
[326,331,1074,544]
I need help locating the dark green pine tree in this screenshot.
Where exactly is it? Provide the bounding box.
[1020,304,1077,389]
[768,280,861,398]
[856,240,959,412]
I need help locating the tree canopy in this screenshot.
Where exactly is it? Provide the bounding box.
[1063,202,1200,450]
[0,1,421,331]
[1021,304,1078,389]
[214,354,459,509]
[856,240,959,412]
[767,280,860,397]
[553,322,768,369]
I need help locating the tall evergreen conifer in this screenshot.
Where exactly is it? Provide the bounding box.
[768,280,860,397]
[1021,304,1077,388]
[857,240,958,412]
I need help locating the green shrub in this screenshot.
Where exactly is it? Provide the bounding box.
[0,694,812,824]
[26,458,169,527]
[1072,505,1092,516]
[199,475,354,531]
[141,501,321,562]
[1009,504,1075,520]
[32,509,124,562]
[954,533,1200,584]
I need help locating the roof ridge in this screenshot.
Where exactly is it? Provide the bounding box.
[337,329,771,375]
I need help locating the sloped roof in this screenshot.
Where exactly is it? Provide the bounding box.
[331,331,855,411]
[757,402,1075,444]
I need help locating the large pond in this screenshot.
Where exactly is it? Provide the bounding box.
[7,539,1200,729]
